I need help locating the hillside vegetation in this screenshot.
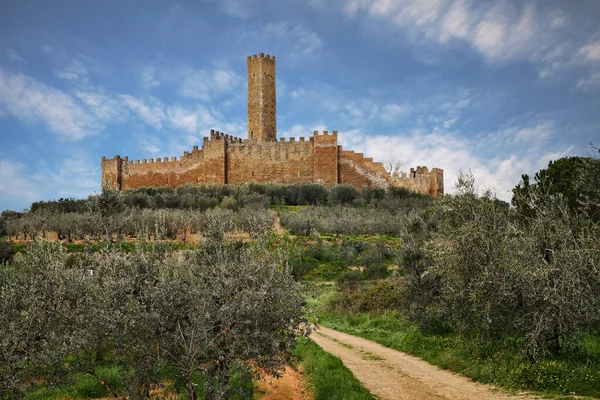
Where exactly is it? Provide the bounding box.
[1,153,599,399]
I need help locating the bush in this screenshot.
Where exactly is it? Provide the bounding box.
[221,196,238,211]
[356,280,403,312]
[0,241,13,263]
[336,270,363,292]
[280,206,409,236]
[330,184,361,205]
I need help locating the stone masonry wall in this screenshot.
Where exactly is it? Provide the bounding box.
[247,53,276,142]
[102,130,443,196]
[390,166,444,196]
[338,148,391,189]
[313,131,338,186]
[227,137,315,184]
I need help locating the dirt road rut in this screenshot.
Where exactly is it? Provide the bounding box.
[310,327,541,400]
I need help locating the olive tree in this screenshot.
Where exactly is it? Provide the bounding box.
[0,238,308,399]
[421,171,600,358]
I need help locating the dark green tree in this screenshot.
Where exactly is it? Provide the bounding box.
[511,156,596,218]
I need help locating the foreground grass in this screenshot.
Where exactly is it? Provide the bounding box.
[23,362,252,399]
[293,337,375,400]
[317,309,600,399]
[22,337,374,400]
[24,363,127,400]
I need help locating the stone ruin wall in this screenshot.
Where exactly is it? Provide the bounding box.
[102,130,443,196]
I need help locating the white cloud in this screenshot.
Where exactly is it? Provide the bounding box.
[0,154,100,211]
[337,119,570,202]
[119,94,166,130]
[578,41,600,62]
[31,154,99,199]
[332,0,600,87]
[166,105,218,133]
[141,67,160,88]
[139,136,163,155]
[179,68,242,100]
[381,103,410,122]
[279,123,327,139]
[5,48,24,62]
[57,59,88,81]
[0,160,39,210]
[0,67,100,139]
[238,22,324,61]
[576,72,600,91]
[263,22,323,58]
[75,91,130,122]
[512,121,555,142]
[219,0,257,18]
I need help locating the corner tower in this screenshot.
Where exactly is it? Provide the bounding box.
[247,53,276,142]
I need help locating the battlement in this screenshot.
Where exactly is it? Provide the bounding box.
[248,53,276,63]
[209,129,244,142]
[230,137,313,153]
[313,130,338,138]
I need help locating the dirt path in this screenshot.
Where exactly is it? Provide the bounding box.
[271,210,287,235]
[310,327,542,400]
[255,365,313,400]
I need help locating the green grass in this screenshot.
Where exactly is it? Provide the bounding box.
[24,364,125,399]
[317,309,600,399]
[318,233,402,248]
[293,337,376,400]
[22,360,256,399]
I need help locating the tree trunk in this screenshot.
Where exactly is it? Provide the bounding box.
[205,365,216,400]
[186,371,197,400]
[218,360,230,400]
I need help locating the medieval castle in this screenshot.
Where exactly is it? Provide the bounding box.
[102,53,444,196]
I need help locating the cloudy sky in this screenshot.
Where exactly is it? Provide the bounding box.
[1,0,599,211]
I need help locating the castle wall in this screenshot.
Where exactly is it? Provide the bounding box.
[101,156,122,190]
[102,130,443,197]
[338,148,391,189]
[390,166,444,196]
[227,137,314,185]
[313,131,338,186]
[115,131,233,190]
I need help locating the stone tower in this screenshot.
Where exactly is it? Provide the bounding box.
[247,53,276,142]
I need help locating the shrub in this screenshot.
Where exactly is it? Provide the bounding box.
[330,184,361,205]
[0,241,13,264]
[356,279,403,312]
[336,270,363,292]
[221,196,238,211]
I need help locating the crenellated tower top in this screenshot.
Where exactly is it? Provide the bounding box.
[247,53,276,142]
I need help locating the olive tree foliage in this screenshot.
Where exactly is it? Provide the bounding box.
[5,207,275,244]
[408,171,600,359]
[280,206,411,236]
[0,239,307,399]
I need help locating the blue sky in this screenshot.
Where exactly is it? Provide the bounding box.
[1,0,599,211]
